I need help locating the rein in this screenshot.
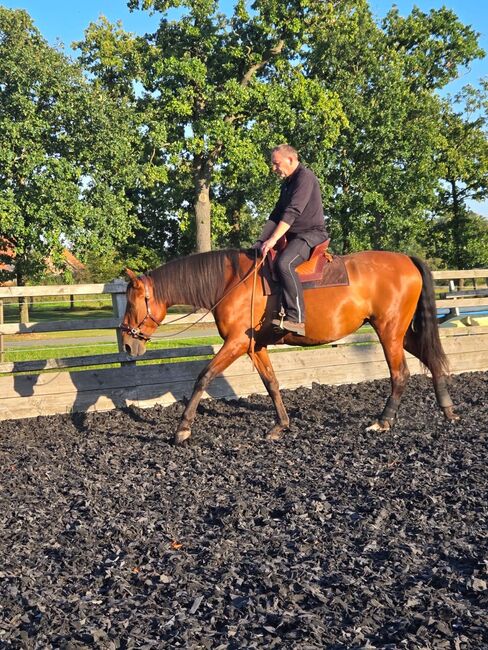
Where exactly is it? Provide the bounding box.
[120,252,265,345]
[249,249,260,370]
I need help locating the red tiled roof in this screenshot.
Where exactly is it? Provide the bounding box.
[62,248,85,271]
[0,239,85,273]
[0,238,15,272]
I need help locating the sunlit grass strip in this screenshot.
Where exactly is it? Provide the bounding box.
[2,336,223,364]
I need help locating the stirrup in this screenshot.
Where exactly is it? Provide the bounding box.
[271,307,286,329]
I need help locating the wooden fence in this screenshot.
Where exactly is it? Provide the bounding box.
[0,269,487,421]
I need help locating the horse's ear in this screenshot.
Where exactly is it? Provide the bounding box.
[125,268,138,282]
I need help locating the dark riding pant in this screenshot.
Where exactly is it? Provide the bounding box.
[275,237,313,324]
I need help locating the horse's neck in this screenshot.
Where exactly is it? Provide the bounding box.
[155,251,241,310]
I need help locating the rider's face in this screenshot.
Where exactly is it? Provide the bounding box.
[271,151,296,178]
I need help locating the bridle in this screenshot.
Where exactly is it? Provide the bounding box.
[119,274,161,342]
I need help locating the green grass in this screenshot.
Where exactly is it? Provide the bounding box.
[3,303,114,323]
[2,300,197,324]
[2,336,223,363]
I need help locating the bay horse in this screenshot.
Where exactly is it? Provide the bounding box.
[120,249,458,444]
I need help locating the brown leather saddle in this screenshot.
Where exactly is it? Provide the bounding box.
[263,237,349,294]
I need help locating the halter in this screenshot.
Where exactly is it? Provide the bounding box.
[119,275,161,342]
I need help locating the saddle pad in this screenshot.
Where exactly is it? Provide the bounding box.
[261,254,349,296]
[301,254,349,290]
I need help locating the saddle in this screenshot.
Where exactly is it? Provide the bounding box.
[263,237,349,294]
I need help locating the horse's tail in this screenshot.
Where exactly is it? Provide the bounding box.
[409,256,449,377]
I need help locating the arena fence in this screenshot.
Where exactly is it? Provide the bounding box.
[0,269,487,421]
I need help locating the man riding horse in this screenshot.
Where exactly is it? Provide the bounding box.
[253,144,329,336]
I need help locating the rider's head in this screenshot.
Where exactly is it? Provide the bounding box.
[271,144,299,179]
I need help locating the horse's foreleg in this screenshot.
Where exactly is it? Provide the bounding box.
[248,347,289,440]
[367,331,410,432]
[175,339,248,444]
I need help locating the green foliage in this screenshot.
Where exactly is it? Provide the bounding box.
[306,0,485,254]
[427,211,488,269]
[383,6,483,90]
[2,1,486,272]
[0,8,141,284]
[79,0,347,254]
[424,84,488,268]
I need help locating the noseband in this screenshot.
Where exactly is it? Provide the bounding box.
[119,275,161,342]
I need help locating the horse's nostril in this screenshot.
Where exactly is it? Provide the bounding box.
[124,344,132,355]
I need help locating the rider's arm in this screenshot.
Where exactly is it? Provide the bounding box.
[255,219,276,245]
[260,220,290,257]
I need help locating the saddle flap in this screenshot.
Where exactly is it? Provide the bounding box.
[296,239,331,281]
[268,238,330,275]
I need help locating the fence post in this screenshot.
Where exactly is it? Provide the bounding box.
[448,279,460,319]
[111,279,131,366]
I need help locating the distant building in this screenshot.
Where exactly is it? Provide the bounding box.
[0,239,85,286]
[45,248,86,278]
[0,238,15,286]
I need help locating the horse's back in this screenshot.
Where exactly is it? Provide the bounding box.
[342,250,422,292]
[342,250,423,318]
[343,249,418,274]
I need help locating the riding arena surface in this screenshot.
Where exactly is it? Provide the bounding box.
[1,372,487,649]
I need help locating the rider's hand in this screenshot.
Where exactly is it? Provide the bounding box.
[260,238,276,258]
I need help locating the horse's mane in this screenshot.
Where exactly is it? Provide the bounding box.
[149,249,244,309]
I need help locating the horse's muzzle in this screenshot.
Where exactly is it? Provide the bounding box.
[123,337,147,358]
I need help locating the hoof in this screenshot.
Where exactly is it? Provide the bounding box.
[265,425,286,441]
[366,419,392,432]
[443,406,460,422]
[175,429,191,445]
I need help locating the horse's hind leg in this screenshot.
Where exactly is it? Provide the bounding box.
[367,326,411,431]
[175,338,248,444]
[248,347,289,440]
[404,329,459,421]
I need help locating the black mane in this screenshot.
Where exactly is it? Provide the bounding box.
[149,249,244,309]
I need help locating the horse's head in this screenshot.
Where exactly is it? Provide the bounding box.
[120,269,167,357]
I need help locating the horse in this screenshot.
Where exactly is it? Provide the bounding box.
[120,248,458,444]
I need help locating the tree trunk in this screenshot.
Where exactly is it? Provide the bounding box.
[18,297,29,323]
[16,269,29,324]
[194,158,212,253]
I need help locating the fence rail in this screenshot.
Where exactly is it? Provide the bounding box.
[0,268,487,421]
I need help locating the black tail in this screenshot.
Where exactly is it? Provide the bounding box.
[409,256,449,377]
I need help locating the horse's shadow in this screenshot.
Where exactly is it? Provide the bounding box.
[10,346,248,433]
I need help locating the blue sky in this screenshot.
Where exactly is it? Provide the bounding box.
[3,0,487,215]
[2,0,486,89]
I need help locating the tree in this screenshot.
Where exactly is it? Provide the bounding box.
[429,84,488,268]
[0,8,141,291]
[78,0,347,254]
[427,210,488,270]
[306,1,484,254]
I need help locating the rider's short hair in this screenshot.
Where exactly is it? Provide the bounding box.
[272,144,299,159]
